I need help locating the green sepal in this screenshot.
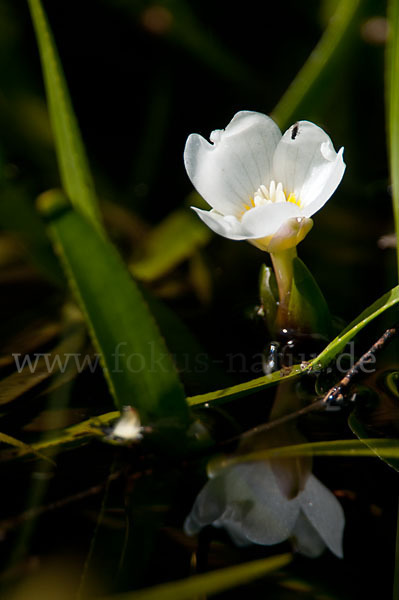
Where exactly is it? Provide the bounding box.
[288,257,332,337]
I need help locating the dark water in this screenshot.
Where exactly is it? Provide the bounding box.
[0,0,398,598]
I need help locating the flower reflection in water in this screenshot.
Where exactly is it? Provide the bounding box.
[184,459,344,558]
[185,385,345,558]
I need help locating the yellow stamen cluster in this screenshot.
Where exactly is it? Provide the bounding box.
[242,181,301,216]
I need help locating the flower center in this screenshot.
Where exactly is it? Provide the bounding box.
[242,180,301,214]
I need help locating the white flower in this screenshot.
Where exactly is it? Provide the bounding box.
[184,111,345,253]
[184,461,345,558]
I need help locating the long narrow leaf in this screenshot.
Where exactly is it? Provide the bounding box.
[0,432,55,465]
[272,0,362,129]
[103,554,292,600]
[28,0,102,232]
[0,326,85,406]
[0,412,119,462]
[314,284,399,368]
[187,285,399,407]
[38,191,188,425]
[208,438,399,476]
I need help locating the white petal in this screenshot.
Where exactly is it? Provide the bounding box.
[272,121,345,213]
[291,512,326,557]
[302,148,345,217]
[184,111,281,217]
[184,475,227,535]
[299,475,345,558]
[240,202,301,238]
[253,216,313,253]
[220,463,300,545]
[224,523,253,547]
[192,207,248,240]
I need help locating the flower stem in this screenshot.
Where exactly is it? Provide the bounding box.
[270,247,297,329]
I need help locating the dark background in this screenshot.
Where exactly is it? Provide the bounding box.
[0,1,398,598]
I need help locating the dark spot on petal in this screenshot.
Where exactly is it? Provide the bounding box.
[291,123,299,140]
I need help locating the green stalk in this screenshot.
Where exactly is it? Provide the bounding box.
[270,247,297,328]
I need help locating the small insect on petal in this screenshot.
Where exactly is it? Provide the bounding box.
[291,123,299,140]
[185,111,345,247]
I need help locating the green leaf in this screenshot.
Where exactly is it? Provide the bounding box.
[0,412,119,462]
[130,209,211,281]
[272,0,362,129]
[27,0,102,232]
[0,432,56,465]
[187,285,399,407]
[102,554,292,600]
[0,325,85,407]
[387,0,399,276]
[207,438,399,476]
[38,190,188,425]
[187,365,305,407]
[313,284,399,369]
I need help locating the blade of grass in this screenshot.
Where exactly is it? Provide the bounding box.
[102,553,292,600]
[0,411,119,462]
[38,190,188,426]
[27,0,102,232]
[0,432,55,465]
[0,325,86,406]
[272,0,362,129]
[187,364,304,407]
[207,438,399,476]
[187,285,399,407]
[7,322,84,568]
[311,285,399,368]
